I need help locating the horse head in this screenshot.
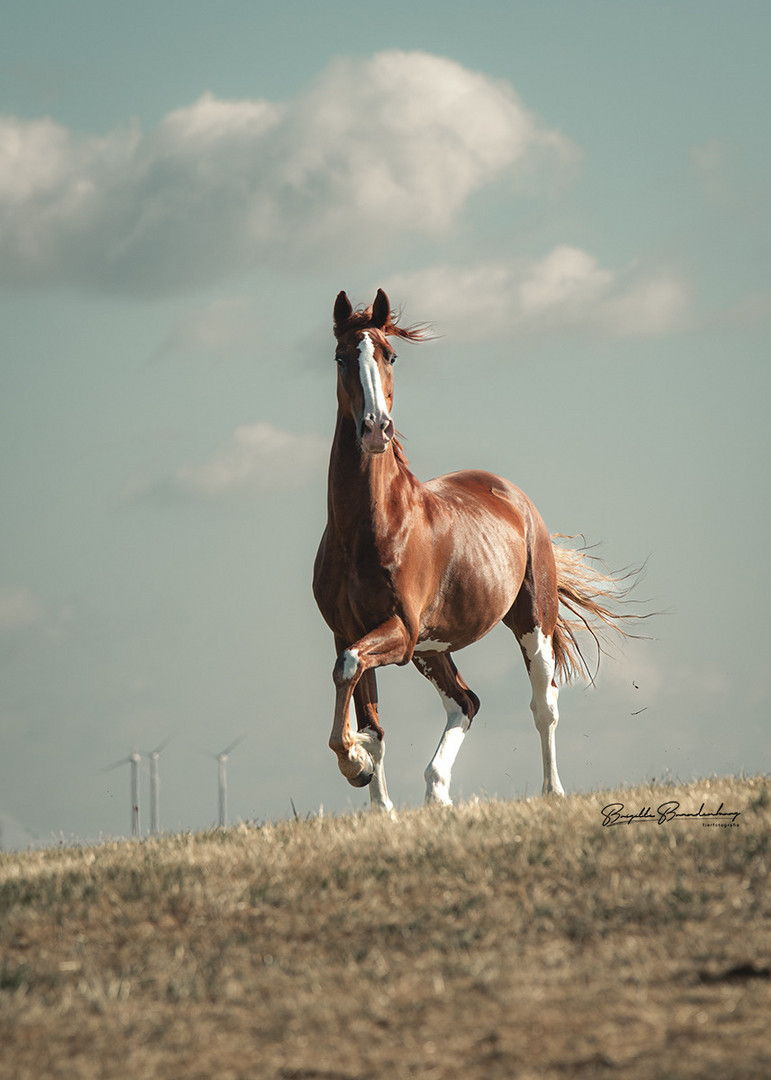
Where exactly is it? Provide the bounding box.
[333,288,398,455]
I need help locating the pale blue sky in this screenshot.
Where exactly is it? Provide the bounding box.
[1,1,769,846]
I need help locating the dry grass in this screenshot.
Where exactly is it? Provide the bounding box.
[1,775,769,1079]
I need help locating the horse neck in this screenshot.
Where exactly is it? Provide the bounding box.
[327,414,412,538]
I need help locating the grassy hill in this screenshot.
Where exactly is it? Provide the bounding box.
[1,775,769,1079]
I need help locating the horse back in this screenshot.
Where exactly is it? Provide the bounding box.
[424,469,545,543]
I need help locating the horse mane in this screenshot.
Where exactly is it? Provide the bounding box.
[391,436,410,468]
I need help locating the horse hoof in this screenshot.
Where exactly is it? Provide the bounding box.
[348,768,374,788]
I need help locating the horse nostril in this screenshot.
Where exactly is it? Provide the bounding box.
[360,413,393,447]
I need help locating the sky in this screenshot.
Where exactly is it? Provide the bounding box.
[1,0,769,848]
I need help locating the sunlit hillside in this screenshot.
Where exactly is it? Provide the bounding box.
[1,775,769,1079]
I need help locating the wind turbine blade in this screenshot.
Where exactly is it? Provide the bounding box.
[100,756,132,773]
[194,741,220,761]
[143,735,173,757]
[220,735,246,757]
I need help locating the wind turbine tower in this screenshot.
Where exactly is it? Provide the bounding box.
[144,737,172,835]
[215,737,245,828]
[103,750,142,837]
[130,750,141,835]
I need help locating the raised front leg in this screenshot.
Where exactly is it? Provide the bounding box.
[329,617,411,790]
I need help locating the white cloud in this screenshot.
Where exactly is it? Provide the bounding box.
[174,422,327,499]
[0,586,70,635]
[0,586,47,632]
[0,53,573,295]
[595,271,690,337]
[159,296,265,356]
[121,422,327,504]
[386,247,690,341]
[519,246,613,316]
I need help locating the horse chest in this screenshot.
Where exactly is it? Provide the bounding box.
[315,530,397,636]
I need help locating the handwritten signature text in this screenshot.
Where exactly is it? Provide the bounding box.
[600,801,741,827]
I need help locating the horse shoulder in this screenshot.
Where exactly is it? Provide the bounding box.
[313,528,348,629]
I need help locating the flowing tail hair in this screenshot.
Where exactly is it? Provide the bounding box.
[551,535,652,685]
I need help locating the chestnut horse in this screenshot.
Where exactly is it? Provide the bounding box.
[314,289,635,813]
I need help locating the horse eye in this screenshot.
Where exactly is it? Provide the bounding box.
[335,354,345,367]
[389,352,397,365]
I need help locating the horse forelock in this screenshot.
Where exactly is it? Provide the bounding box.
[334,303,431,344]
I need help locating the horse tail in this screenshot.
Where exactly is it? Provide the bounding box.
[550,535,650,685]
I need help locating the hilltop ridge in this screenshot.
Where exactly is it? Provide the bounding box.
[2,775,769,1079]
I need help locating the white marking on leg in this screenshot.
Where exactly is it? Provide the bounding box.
[341,649,359,681]
[355,729,394,816]
[520,628,565,796]
[413,639,452,654]
[424,689,470,806]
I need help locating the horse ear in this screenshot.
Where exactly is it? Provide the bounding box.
[371,288,390,331]
[333,291,353,335]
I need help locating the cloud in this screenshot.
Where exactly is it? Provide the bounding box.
[0,586,47,632]
[176,422,327,498]
[0,52,573,296]
[125,422,328,503]
[159,296,265,356]
[0,586,70,635]
[386,247,690,341]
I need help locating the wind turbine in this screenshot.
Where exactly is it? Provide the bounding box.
[103,750,143,837]
[213,736,245,828]
[143,737,172,835]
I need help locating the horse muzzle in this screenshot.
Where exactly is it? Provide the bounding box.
[360,414,395,455]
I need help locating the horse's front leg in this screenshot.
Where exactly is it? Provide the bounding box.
[352,670,394,815]
[330,617,411,791]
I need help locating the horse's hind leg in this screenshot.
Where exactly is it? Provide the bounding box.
[504,563,565,796]
[413,653,480,806]
[352,670,393,815]
[518,627,564,796]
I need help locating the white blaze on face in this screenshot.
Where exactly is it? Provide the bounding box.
[357,332,390,425]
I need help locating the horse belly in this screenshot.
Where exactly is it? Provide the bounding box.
[416,517,526,653]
